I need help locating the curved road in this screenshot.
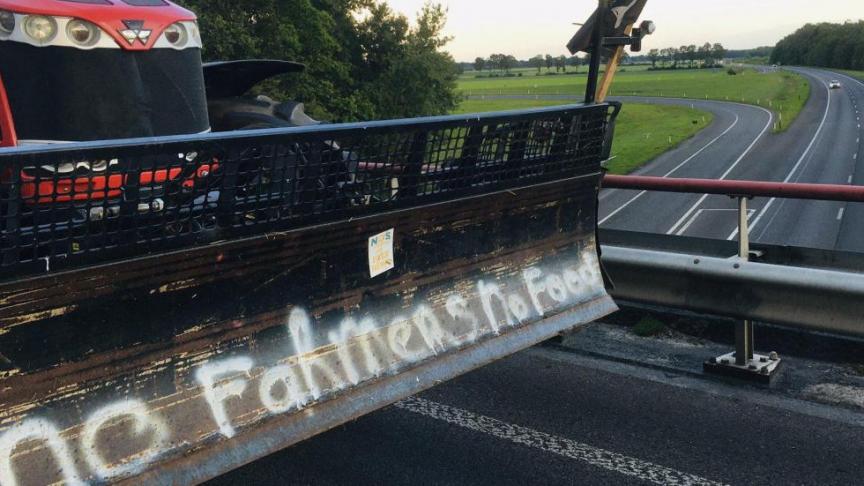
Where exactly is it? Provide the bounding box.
[602,67,864,252]
[471,67,864,251]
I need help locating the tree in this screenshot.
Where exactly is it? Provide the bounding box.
[669,47,680,67]
[488,53,504,72]
[177,0,460,121]
[712,43,726,65]
[360,3,461,119]
[501,55,517,73]
[687,45,697,68]
[647,48,660,68]
[769,22,864,69]
[529,55,545,73]
[659,48,671,67]
[698,43,712,66]
[555,55,568,72]
[545,54,554,71]
[474,57,486,72]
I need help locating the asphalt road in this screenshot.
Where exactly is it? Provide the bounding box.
[210,325,864,486]
[601,67,864,251]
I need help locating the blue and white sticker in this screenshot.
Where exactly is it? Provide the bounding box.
[368,229,395,278]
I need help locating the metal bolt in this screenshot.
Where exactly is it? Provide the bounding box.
[89,207,105,221]
[138,203,150,213]
[721,359,730,365]
[151,198,165,212]
[769,352,780,361]
[200,170,210,178]
[748,364,758,371]
[761,367,771,375]
[694,259,701,264]
[760,357,768,363]
[734,263,741,269]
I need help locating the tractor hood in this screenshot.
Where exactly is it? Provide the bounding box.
[0,0,197,51]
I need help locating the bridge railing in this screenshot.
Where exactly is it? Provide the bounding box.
[601,174,864,381]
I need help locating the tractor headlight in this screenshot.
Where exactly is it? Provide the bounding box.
[163,23,187,47]
[0,10,15,36]
[66,19,100,47]
[23,15,58,44]
[154,21,201,49]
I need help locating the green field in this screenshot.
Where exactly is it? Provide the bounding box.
[838,70,864,83]
[456,99,713,175]
[459,68,808,132]
[462,64,652,79]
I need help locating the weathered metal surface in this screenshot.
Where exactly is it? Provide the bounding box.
[602,245,864,336]
[0,105,615,484]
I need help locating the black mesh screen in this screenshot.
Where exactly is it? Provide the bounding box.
[0,43,209,142]
[0,103,614,279]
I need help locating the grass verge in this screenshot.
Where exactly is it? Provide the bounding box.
[458,68,808,132]
[838,69,864,83]
[455,99,713,175]
[632,316,667,337]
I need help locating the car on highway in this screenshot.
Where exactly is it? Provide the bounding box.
[829,80,842,89]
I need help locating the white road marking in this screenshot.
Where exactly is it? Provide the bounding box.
[668,107,774,236]
[675,208,754,236]
[395,397,727,486]
[730,77,833,241]
[838,208,845,221]
[599,113,740,226]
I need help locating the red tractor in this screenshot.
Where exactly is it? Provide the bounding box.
[0,0,345,241]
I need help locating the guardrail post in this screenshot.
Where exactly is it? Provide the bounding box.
[704,196,782,383]
[735,197,754,366]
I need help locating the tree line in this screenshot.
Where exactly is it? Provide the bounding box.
[177,0,460,122]
[646,43,726,69]
[771,21,864,70]
[472,54,586,74]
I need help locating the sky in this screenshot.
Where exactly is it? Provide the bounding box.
[385,0,864,62]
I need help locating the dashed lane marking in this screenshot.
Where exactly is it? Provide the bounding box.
[668,106,774,236]
[599,113,740,226]
[395,397,728,486]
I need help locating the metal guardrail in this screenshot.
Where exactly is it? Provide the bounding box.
[601,174,864,379]
[602,245,864,336]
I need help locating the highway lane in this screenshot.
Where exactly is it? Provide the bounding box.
[746,68,864,251]
[602,68,863,252]
[598,97,773,235]
[470,67,863,251]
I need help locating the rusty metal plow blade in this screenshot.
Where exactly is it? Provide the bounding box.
[0,103,617,484]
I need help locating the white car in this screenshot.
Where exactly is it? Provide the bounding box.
[829,80,842,89]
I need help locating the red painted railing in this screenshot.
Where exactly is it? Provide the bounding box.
[603,175,864,203]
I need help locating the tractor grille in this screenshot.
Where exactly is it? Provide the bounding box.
[0,103,616,278]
